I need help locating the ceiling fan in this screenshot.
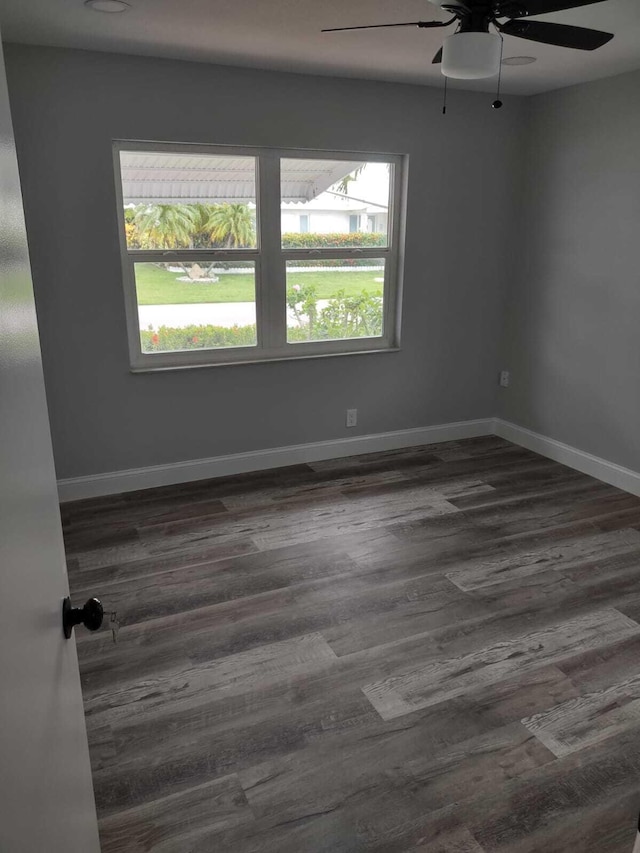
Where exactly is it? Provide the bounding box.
[322,0,613,79]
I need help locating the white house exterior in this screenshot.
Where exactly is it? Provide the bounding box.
[281,197,388,235]
[281,162,390,235]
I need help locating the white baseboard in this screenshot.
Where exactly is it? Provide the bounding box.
[494,418,640,498]
[57,418,494,502]
[58,416,640,503]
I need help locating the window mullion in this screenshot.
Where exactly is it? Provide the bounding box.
[258,152,285,350]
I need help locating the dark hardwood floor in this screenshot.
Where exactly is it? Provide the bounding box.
[63,436,640,852]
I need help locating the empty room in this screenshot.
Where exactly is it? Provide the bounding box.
[2,0,640,850]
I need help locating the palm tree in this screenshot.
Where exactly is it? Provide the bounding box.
[207,204,255,248]
[189,204,218,249]
[133,204,197,249]
[334,165,365,196]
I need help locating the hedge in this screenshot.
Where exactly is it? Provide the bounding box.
[281,232,386,249]
[281,232,386,266]
[141,321,380,353]
[141,324,256,352]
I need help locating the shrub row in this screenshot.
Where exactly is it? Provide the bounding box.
[282,232,386,267]
[141,324,256,353]
[282,232,386,249]
[141,319,381,353]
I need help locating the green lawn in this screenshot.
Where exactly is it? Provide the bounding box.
[134,263,384,305]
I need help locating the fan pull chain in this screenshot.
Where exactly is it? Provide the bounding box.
[492,33,504,109]
[442,74,448,115]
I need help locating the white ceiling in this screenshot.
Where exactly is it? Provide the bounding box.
[0,0,639,95]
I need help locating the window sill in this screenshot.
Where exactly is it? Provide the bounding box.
[129,345,401,373]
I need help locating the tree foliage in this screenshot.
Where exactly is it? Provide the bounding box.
[205,204,256,248]
[333,165,365,195]
[126,203,256,250]
[132,204,198,249]
[287,283,383,340]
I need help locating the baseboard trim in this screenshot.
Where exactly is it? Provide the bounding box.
[57,418,494,502]
[494,419,640,498]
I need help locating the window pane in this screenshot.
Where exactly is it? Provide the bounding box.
[135,261,257,353]
[281,159,391,250]
[120,150,257,250]
[286,259,385,343]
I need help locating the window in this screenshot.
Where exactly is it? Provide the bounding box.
[114,142,405,369]
[349,214,359,233]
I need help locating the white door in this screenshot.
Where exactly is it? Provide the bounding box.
[0,34,101,853]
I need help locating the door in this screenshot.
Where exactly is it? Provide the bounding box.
[0,34,101,853]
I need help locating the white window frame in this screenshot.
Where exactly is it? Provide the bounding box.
[113,141,406,371]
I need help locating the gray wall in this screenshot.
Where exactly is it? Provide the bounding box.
[499,69,640,472]
[4,44,523,480]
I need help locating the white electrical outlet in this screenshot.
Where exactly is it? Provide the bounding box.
[499,370,511,388]
[346,408,358,428]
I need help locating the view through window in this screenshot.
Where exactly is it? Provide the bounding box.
[116,144,403,368]
[281,158,389,345]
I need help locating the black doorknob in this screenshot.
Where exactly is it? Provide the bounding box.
[62,596,104,639]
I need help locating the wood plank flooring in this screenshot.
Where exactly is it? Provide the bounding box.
[63,436,640,852]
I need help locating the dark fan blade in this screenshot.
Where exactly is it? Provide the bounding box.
[499,19,613,49]
[498,0,605,17]
[322,20,449,33]
[432,46,443,63]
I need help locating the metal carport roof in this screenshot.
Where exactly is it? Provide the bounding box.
[119,151,363,204]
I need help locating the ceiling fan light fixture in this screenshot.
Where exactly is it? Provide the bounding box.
[441,32,502,79]
[84,0,130,12]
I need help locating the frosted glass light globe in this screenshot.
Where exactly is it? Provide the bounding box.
[442,33,502,79]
